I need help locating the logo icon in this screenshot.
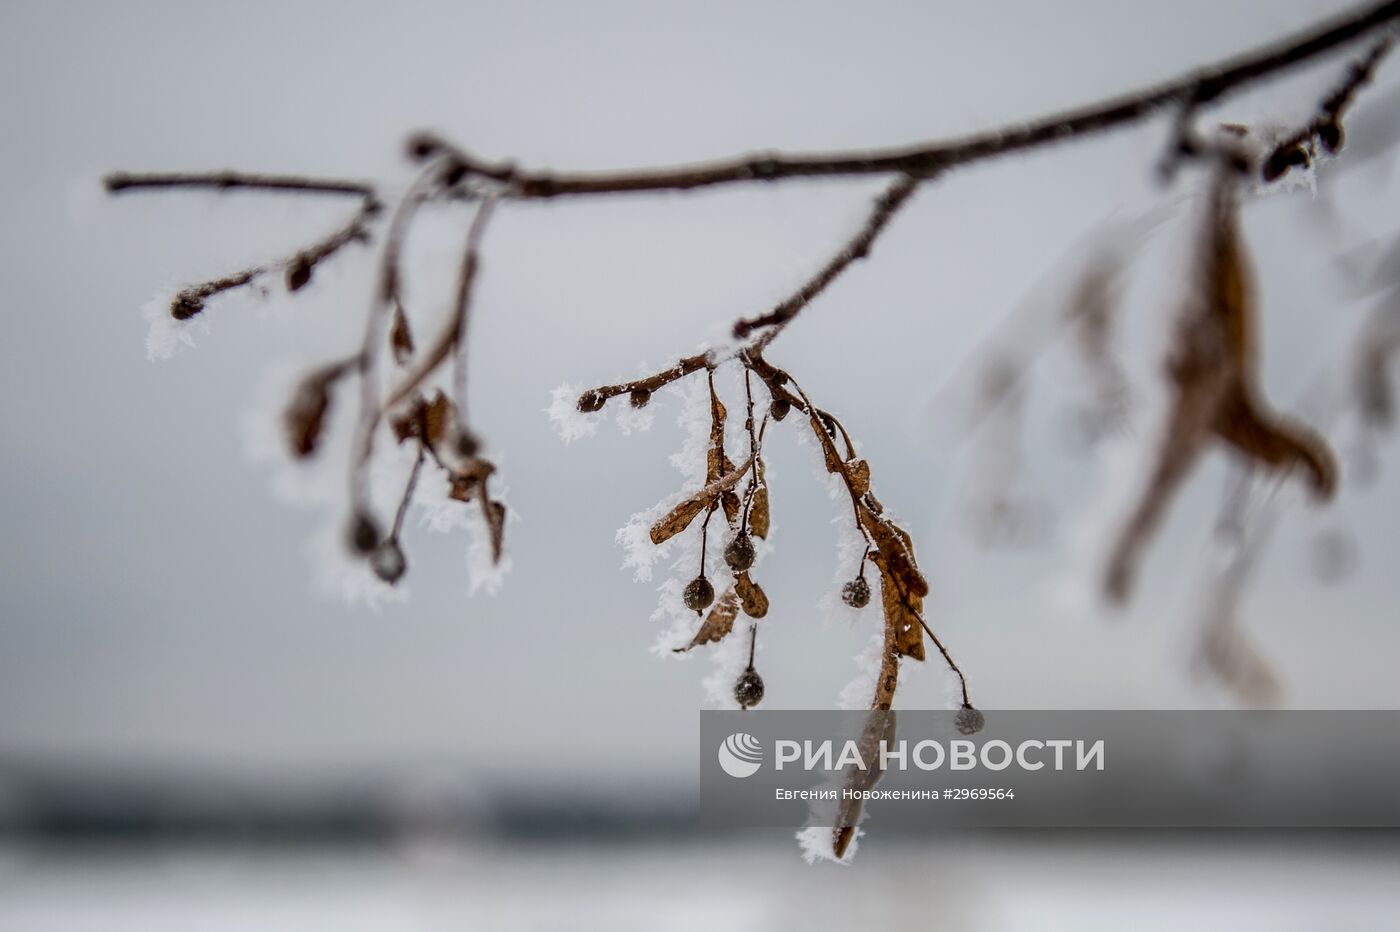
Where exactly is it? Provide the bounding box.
[718,732,763,778]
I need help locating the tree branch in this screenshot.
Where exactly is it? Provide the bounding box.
[104,171,374,198]
[418,0,1400,199]
[732,174,921,340]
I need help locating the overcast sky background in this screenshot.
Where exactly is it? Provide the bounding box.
[2,0,1399,794]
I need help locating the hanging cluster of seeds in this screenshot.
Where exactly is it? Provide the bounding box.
[574,352,978,719]
[658,370,772,710]
[136,150,514,592]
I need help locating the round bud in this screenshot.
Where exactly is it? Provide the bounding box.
[629,388,651,409]
[770,399,791,422]
[348,511,381,555]
[576,390,607,413]
[841,577,871,609]
[724,535,756,572]
[734,667,765,710]
[405,133,439,161]
[455,430,480,458]
[683,576,715,613]
[370,539,407,584]
[1317,121,1344,154]
[285,255,313,292]
[955,707,985,736]
[170,293,204,320]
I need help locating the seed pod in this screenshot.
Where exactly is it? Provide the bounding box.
[405,133,439,161]
[576,389,607,413]
[370,539,407,584]
[955,707,985,736]
[170,293,204,320]
[841,577,871,609]
[770,399,791,422]
[734,667,765,710]
[455,429,480,458]
[348,511,381,555]
[285,255,313,292]
[724,535,756,572]
[683,576,715,613]
[1317,121,1344,154]
[284,369,334,459]
[629,388,652,409]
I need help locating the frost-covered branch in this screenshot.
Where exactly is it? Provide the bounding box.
[101,0,1400,864]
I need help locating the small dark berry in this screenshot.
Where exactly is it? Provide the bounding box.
[683,576,715,613]
[770,399,791,421]
[170,293,204,320]
[629,388,651,409]
[734,667,765,709]
[1317,121,1344,154]
[405,134,439,161]
[370,539,407,584]
[955,707,985,736]
[348,512,381,555]
[841,577,871,609]
[576,390,607,413]
[724,535,756,572]
[285,255,313,292]
[455,429,480,458]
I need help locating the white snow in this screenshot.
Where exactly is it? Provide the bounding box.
[142,289,208,361]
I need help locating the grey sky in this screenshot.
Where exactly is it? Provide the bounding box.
[2,0,1398,790]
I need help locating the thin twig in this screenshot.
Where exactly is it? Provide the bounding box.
[1261,31,1398,180]
[391,442,427,541]
[349,160,453,517]
[576,353,712,411]
[385,194,501,412]
[732,174,920,340]
[156,194,383,319]
[104,171,375,198]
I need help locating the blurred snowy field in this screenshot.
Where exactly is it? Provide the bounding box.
[2,836,1399,931]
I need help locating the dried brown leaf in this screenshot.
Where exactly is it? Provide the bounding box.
[832,710,897,859]
[391,390,455,447]
[847,459,871,497]
[482,496,506,563]
[706,385,728,483]
[720,490,742,526]
[675,588,739,651]
[390,301,414,366]
[649,455,755,545]
[447,457,496,502]
[284,369,335,459]
[749,487,770,539]
[871,561,925,660]
[735,571,769,619]
[807,407,846,476]
[1106,172,1338,603]
[859,507,928,600]
[1212,387,1337,499]
[651,498,709,546]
